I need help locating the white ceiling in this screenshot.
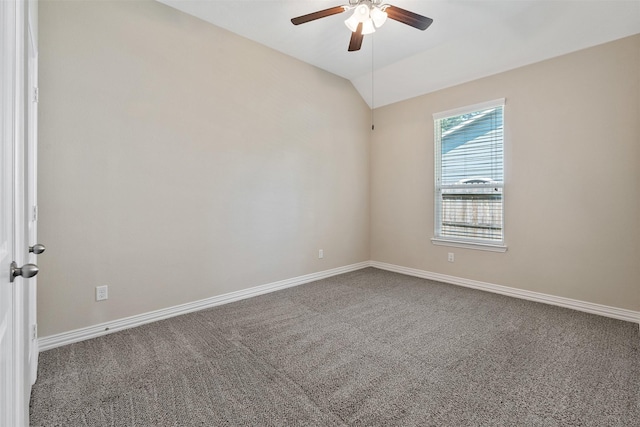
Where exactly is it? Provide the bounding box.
[157,1,640,108]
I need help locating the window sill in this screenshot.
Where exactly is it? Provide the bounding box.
[431,238,508,252]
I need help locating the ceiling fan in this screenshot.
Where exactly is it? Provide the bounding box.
[291,0,433,52]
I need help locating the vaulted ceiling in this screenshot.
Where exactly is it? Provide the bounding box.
[157,1,640,108]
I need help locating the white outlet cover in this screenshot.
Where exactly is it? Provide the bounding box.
[96,285,108,301]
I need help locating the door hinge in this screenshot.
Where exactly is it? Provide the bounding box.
[32,324,38,340]
[33,87,39,103]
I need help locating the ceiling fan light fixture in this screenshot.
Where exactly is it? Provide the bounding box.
[370,6,387,28]
[344,14,360,32]
[354,4,370,20]
[344,4,370,32]
[361,18,376,35]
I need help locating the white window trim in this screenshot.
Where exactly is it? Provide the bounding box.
[433,98,507,251]
[431,237,507,252]
[433,98,505,121]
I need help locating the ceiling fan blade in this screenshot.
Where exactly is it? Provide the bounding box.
[385,6,433,30]
[348,23,364,52]
[291,6,346,25]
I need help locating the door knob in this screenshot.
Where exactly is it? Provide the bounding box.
[10,261,39,283]
[29,244,45,254]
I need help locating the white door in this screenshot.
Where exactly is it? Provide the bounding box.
[0,2,19,425]
[0,6,18,421]
[1,0,35,425]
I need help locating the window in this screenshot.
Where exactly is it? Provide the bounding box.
[432,99,506,251]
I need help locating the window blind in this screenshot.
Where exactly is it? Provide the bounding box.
[434,99,505,244]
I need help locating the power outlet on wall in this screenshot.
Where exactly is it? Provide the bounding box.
[318,249,324,259]
[96,285,108,301]
[448,253,455,262]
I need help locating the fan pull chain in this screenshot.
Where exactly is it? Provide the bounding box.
[371,34,375,131]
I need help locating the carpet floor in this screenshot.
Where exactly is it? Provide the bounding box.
[30,268,639,426]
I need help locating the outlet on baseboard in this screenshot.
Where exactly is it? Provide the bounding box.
[96,285,108,301]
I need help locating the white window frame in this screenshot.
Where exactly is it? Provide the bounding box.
[431,98,507,252]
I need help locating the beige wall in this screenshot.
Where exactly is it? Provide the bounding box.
[371,34,640,311]
[38,0,371,336]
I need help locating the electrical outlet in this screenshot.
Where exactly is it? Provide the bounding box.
[96,285,108,301]
[448,253,455,262]
[318,249,324,259]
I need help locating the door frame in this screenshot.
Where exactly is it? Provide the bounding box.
[1,0,32,425]
[26,0,39,386]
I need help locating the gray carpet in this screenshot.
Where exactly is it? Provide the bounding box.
[30,268,639,426]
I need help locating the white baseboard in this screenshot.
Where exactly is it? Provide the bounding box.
[38,261,371,351]
[370,261,640,324]
[39,260,639,351]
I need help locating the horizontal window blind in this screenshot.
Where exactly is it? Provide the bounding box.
[434,99,504,244]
